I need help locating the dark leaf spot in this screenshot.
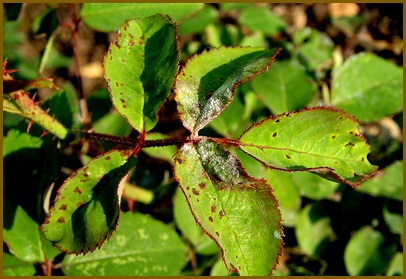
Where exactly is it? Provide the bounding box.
[235,255,238,259]
[120,99,125,103]
[219,210,225,219]
[123,105,127,108]
[285,154,291,159]
[74,187,82,194]
[345,142,355,147]
[57,217,65,223]
[105,156,111,160]
[199,182,206,189]
[80,179,87,183]
[215,231,220,237]
[208,216,213,222]
[276,119,280,123]
[361,157,365,162]
[331,135,336,139]
[272,132,277,137]
[59,204,67,210]
[192,188,199,195]
[83,173,89,177]
[211,205,217,213]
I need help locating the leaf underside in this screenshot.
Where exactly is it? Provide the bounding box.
[104,14,179,133]
[174,140,283,276]
[175,46,280,134]
[239,106,378,187]
[41,150,137,254]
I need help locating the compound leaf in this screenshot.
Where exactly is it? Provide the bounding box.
[174,140,282,276]
[104,14,179,133]
[41,149,137,254]
[239,107,377,187]
[175,46,279,135]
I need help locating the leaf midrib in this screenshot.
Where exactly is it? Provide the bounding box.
[240,143,364,163]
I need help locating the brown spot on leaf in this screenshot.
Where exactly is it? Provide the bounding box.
[199,182,206,189]
[345,142,355,147]
[76,202,84,208]
[83,173,89,177]
[123,105,127,108]
[120,98,125,103]
[215,231,220,237]
[361,157,365,162]
[331,135,336,139]
[276,119,280,123]
[105,156,111,160]
[192,188,199,195]
[219,210,225,219]
[272,132,277,137]
[285,154,291,159]
[211,204,217,213]
[59,204,67,210]
[57,217,65,223]
[209,216,213,222]
[74,187,82,194]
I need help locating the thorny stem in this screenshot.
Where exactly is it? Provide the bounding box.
[80,131,241,148]
[69,4,90,129]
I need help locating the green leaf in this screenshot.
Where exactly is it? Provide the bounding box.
[41,149,137,254]
[344,226,394,275]
[174,140,283,275]
[61,212,186,276]
[386,252,403,276]
[208,89,248,139]
[291,171,339,200]
[293,27,334,73]
[3,200,44,263]
[250,59,317,115]
[175,46,280,135]
[43,89,76,130]
[4,129,59,223]
[93,110,132,137]
[3,253,36,276]
[178,4,218,35]
[357,161,403,200]
[265,169,301,227]
[80,3,204,32]
[203,23,241,48]
[239,107,377,187]
[173,187,219,255]
[104,14,179,133]
[239,5,286,36]
[331,53,403,122]
[295,202,334,257]
[383,205,403,236]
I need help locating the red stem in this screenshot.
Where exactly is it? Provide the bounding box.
[69,4,90,129]
[80,131,241,148]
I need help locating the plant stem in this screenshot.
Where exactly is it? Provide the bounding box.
[69,3,90,129]
[11,90,68,139]
[80,131,242,148]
